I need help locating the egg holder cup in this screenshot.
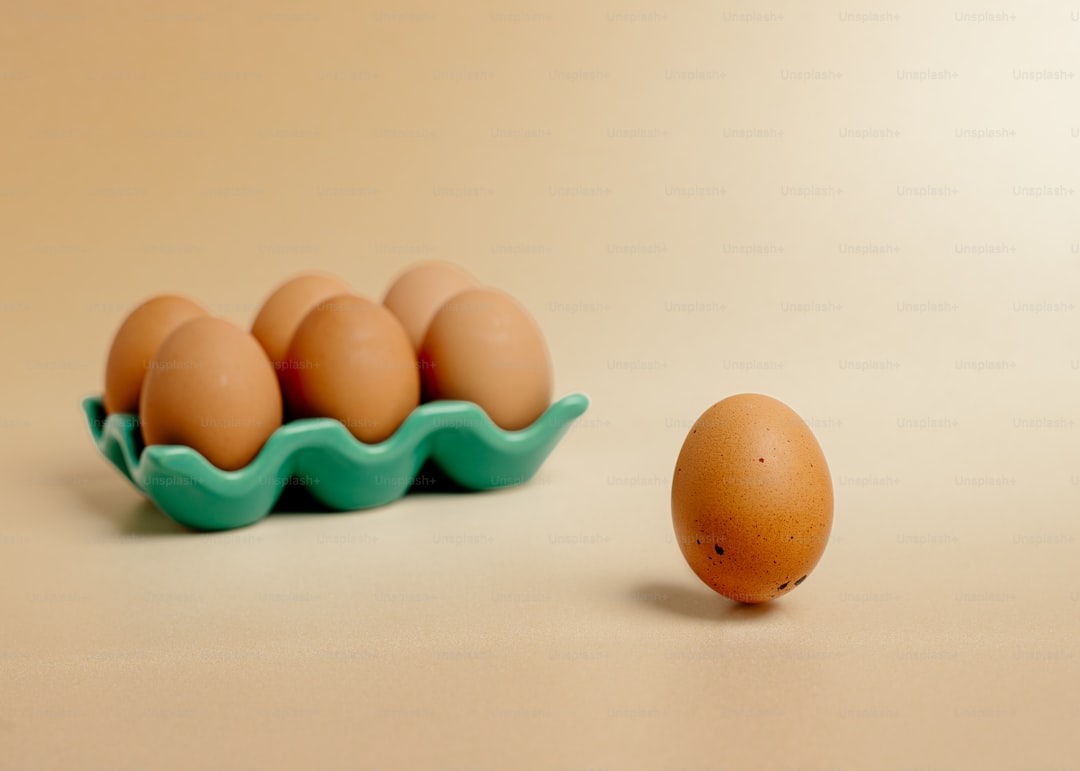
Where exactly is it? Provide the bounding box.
[82,393,589,531]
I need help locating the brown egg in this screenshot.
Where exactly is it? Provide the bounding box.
[671,394,834,604]
[282,294,420,443]
[382,260,478,350]
[104,294,208,415]
[419,288,552,431]
[140,317,283,471]
[250,272,353,367]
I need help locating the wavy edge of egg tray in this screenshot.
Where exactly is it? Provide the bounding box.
[81,393,589,532]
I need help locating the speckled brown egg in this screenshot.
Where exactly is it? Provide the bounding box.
[104,294,208,415]
[250,272,353,368]
[419,287,552,431]
[382,260,478,351]
[140,317,283,471]
[671,394,833,604]
[281,294,420,443]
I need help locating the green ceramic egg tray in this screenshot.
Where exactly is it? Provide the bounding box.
[82,394,589,531]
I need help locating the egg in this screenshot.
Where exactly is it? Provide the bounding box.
[382,260,478,350]
[419,288,552,431]
[281,294,420,443]
[671,394,833,603]
[251,272,353,368]
[140,317,283,471]
[103,294,208,415]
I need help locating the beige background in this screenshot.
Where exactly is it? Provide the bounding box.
[2,1,1079,769]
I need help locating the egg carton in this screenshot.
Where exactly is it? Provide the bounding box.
[82,393,589,531]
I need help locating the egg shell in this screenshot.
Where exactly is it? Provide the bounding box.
[671,394,833,604]
[103,294,208,415]
[382,260,478,350]
[282,294,420,444]
[139,317,283,471]
[251,272,353,367]
[419,287,552,431]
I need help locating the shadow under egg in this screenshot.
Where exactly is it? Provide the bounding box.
[630,580,785,622]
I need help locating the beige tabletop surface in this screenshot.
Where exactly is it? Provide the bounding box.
[2,2,1079,769]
